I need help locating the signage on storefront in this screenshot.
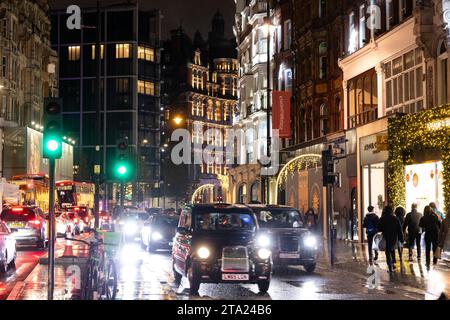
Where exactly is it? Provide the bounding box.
[426,118,450,131]
[272,91,292,138]
[360,132,388,166]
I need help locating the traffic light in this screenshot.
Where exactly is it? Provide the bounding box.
[43,98,62,159]
[322,148,334,185]
[114,138,131,180]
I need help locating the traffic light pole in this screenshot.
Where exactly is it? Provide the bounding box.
[48,158,56,300]
[327,183,335,266]
[120,179,125,213]
[94,0,101,229]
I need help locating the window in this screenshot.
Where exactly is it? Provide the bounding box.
[138,46,155,61]
[320,103,328,135]
[359,5,366,48]
[384,48,424,115]
[91,45,104,60]
[348,12,357,54]
[319,42,328,79]
[215,102,221,121]
[116,43,130,59]
[283,20,292,50]
[68,46,80,61]
[116,78,129,93]
[318,0,326,18]
[347,69,378,128]
[138,80,155,95]
[1,56,7,78]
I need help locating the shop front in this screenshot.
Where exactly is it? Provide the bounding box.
[388,105,450,213]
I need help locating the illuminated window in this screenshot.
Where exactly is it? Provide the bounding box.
[116,43,130,59]
[91,45,104,60]
[215,102,221,121]
[138,46,155,61]
[138,80,155,95]
[68,46,80,61]
[116,78,129,93]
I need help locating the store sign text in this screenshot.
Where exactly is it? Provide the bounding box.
[426,118,450,131]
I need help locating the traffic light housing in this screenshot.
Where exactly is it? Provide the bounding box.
[322,148,334,185]
[114,138,131,180]
[43,98,62,159]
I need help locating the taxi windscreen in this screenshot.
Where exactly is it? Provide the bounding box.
[195,212,256,232]
[255,209,304,229]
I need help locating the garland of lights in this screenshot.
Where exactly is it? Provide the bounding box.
[388,104,450,210]
[276,154,322,188]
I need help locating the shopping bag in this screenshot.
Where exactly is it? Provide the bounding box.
[373,233,385,251]
[421,232,426,251]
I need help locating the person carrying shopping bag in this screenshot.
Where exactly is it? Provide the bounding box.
[363,205,379,262]
[419,205,441,270]
[403,203,423,261]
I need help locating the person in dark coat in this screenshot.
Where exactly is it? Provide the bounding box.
[394,206,406,261]
[304,208,318,233]
[377,205,404,272]
[403,203,423,261]
[363,205,379,262]
[420,205,441,269]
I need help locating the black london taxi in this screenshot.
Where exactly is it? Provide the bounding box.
[172,204,272,295]
[247,204,318,272]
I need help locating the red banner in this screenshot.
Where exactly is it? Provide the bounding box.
[272,91,292,138]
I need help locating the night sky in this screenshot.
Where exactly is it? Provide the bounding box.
[50,0,236,40]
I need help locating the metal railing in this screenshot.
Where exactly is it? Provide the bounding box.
[348,107,378,128]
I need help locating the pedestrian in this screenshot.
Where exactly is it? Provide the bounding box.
[419,205,441,270]
[430,202,445,221]
[394,206,406,261]
[403,203,423,261]
[438,209,450,257]
[363,205,379,262]
[304,208,317,233]
[377,205,404,273]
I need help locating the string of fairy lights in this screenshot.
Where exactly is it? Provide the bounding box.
[388,104,450,211]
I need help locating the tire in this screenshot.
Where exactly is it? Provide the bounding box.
[8,248,16,269]
[37,238,46,249]
[187,264,200,295]
[304,263,316,273]
[257,280,270,294]
[0,252,8,274]
[105,261,118,300]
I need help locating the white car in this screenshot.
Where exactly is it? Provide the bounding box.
[0,221,17,273]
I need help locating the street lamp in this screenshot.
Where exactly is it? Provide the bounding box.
[173,115,184,126]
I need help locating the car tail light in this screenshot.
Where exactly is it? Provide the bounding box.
[28,219,41,227]
[74,218,79,223]
[84,217,89,223]
[12,207,23,212]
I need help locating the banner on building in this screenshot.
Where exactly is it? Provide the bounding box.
[272,91,291,138]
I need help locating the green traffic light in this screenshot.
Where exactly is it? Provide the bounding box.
[46,139,59,152]
[117,165,127,175]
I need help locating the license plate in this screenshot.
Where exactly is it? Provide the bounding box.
[8,222,25,228]
[222,273,249,281]
[280,253,300,259]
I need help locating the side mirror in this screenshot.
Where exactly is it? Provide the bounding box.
[177,227,188,235]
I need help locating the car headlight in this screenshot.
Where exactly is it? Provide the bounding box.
[256,234,271,248]
[124,221,138,235]
[151,231,163,241]
[304,235,317,248]
[197,247,210,259]
[257,248,271,260]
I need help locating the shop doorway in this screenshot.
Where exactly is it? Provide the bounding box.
[350,187,359,241]
[405,161,444,213]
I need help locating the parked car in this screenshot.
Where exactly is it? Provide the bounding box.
[141,214,178,252]
[247,204,318,272]
[55,211,75,236]
[0,206,47,248]
[172,203,272,295]
[70,207,94,231]
[0,221,17,273]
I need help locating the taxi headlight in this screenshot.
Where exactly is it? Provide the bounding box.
[256,235,271,248]
[151,231,163,241]
[258,248,271,260]
[304,235,317,248]
[197,247,210,259]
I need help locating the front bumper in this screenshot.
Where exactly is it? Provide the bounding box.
[192,259,272,284]
[272,249,317,266]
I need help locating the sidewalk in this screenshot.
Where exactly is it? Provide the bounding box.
[7,236,90,300]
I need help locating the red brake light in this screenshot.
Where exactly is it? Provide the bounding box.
[12,207,23,212]
[74,207,80,211]
[28,219,41,226]
[84,217,89,222]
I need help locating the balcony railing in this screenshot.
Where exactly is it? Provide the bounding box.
[348,107,378,128]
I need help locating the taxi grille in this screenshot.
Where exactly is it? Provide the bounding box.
[280,236,300,252]
[221,246,249,272]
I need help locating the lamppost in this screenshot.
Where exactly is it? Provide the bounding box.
[263,0,272,205]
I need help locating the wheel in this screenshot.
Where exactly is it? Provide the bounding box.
[105,261,118,300]
[8,249,16,269]
[37,238,46,249]
[304,263,316,273]
[257,280,270,294]
[0,252,8,274]
[173,260,182,284]
[187,264,200,295]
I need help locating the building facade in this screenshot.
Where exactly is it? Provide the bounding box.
[339,0,450,242]
[161,13,238,207]
[51,3,162,209]
[0,0,58,178]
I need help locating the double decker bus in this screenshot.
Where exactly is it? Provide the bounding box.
[55,180,95,210]
[9,174,50,212]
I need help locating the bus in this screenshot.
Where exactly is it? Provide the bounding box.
[9,174,50,212]
[55,180,95,210]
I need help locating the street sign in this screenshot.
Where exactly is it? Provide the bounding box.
[94,165,101,175]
